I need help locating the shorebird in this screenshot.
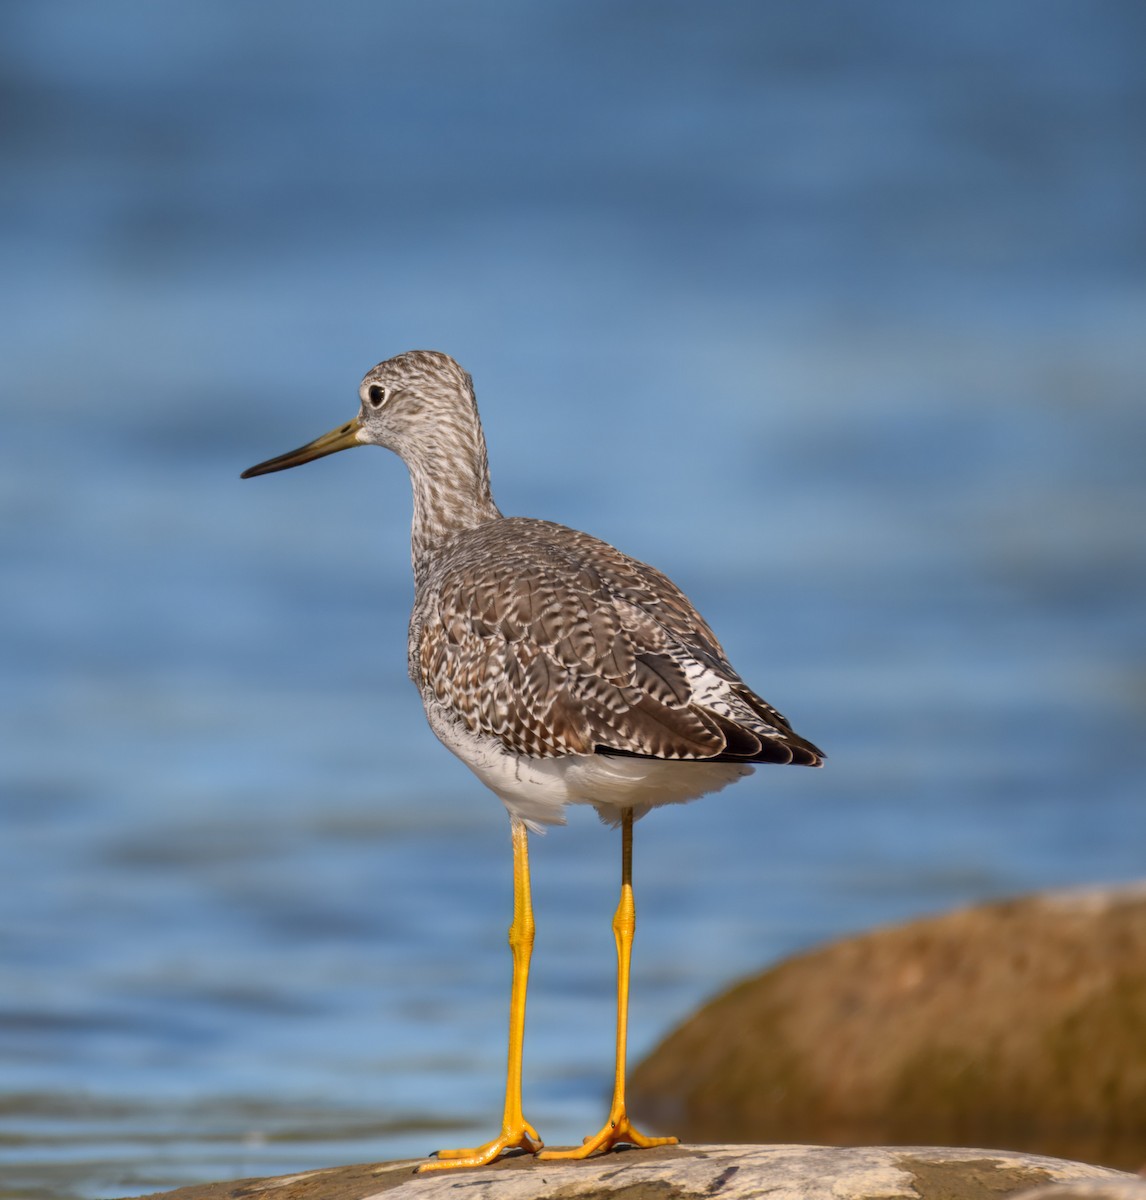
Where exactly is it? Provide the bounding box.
[241,350,823,1171]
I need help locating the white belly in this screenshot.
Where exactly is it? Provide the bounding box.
[424,699,753,830]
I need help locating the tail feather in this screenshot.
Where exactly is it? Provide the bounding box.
[596,697,824,767]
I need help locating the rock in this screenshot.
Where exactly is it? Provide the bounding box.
[120,1144,1137,1200]
[630,884,1146,1170]
[1011,1184,1146,1200]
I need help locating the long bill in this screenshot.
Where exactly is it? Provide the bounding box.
[241,415,363,478]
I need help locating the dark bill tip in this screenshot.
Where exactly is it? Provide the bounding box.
[240,418,362,479]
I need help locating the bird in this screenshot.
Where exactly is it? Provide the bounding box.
[241,350,823,1171]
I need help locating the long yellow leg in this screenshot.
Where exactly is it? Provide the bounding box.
[539,808,678,1160]
[418,818,543,1172]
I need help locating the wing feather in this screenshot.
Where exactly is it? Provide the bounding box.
[414,518,824,766]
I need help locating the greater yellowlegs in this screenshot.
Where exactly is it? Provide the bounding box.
[241,350,823,1170]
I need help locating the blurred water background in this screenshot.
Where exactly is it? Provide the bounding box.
[2,2,1144,1197]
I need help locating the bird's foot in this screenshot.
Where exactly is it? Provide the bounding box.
[536,1108,677,1161]
[416,1120,543,1172]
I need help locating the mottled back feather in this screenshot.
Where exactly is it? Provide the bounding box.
[412,517,823,766]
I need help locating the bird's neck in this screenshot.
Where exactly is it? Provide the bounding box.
[406,425,501,585]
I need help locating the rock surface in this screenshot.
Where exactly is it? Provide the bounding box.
[1011,1184,1146,1200]
[630,884,1146,1169]
[122,1144,1136,1200]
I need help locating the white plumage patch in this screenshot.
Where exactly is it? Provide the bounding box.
[426,700,753,831]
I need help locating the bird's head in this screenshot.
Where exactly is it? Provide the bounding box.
[241,350,476,478]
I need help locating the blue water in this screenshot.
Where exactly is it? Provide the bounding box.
[2,2,1144,1197]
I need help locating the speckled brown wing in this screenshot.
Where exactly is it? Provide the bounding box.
[415,518,823,766]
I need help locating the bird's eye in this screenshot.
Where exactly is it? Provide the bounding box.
[367,384,386,408]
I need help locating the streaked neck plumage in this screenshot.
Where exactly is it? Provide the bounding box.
[401,388,502,586]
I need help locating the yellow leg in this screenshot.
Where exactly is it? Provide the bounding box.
[418,818,543,1171]
[539,808,678,1160]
